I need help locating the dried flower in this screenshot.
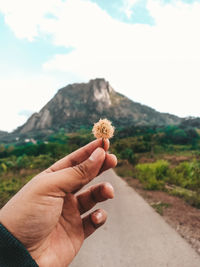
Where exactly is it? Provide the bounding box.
[92,118,115,139]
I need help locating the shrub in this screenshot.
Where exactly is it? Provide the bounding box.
[143,177,165,190]
[16,155,32,169]
[166,161,200,191]
[0,163,7,172]
[170,187,200,209]
[0,177,24,208]
[120,148,136,164]
[30,154,55,170]
[150,202,171,215]
[135,160,169,190]
[115,167,134,177]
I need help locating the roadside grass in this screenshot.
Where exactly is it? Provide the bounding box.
[115,155,200,210]
[168,186,200,209]
[115,160,135,177]
[150,202,171,216]
[135,160,168,191]
[0,169,38,208]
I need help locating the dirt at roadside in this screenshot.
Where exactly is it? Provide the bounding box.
[124,176,200,256]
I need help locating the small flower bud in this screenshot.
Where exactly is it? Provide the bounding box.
[92,119,115,139]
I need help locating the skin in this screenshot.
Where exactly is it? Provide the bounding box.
[0,138,117,267]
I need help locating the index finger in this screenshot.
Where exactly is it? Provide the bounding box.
[45,138,109,173]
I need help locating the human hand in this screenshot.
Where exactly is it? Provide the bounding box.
[0,139,117,267]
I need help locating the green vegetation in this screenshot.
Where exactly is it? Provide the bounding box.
[135,160,168,190]
[113,124,200,209]
[169,186,200,209]
[1,123,200,208]
[0,131,94,207]
[150,202,171,216]
[133,159,200,208]
[114,161,135,177]
[135,160,200,191]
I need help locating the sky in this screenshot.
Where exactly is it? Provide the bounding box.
[0,0,200,132]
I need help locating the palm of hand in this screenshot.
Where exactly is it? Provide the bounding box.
[29,192,84,267]
[0,139,116,267]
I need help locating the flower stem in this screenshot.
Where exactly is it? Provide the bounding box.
[102,138,104,149]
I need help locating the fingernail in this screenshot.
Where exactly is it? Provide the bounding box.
[105,183,114,199]
[89,147,104,161]
[105,182,114,191]
[94,212,102,224]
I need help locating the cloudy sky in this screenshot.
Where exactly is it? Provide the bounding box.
[0,0,200,132]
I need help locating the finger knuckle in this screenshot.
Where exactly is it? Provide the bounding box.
[73,163,90,183]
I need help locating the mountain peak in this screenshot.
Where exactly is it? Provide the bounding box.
[16,79,181,135]
[88,78,113,93]
[88,78,113,109]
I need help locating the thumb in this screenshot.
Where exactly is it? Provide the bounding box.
[47,147,106,193]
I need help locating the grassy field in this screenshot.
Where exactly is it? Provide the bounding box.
[1,123,200,209]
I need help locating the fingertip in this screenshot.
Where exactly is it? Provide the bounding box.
[105,153,118,169]
[103,139,110,151]
[109,154,118,168]
[91,209,107,225]
[98,153,117,174]
[102,182,114,199]
[89,147,105,162]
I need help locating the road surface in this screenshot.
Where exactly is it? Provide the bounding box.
[70,169,200,267]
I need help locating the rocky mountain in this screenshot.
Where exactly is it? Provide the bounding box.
[0,131,8,138]
[180,117,200,128]
[16,78,181,135]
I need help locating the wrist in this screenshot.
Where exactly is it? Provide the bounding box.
[0,223,38,266]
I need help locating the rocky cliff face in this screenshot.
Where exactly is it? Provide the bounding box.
[16,78,181,134]
[0,131,8,137]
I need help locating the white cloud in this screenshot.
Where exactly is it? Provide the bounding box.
[0,73,65,132]
[0,0,61,41]
[1,0,200,131]
[42,0,200,117]
[121,0,141,18]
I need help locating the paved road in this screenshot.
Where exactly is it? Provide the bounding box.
[70,169,200,267]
